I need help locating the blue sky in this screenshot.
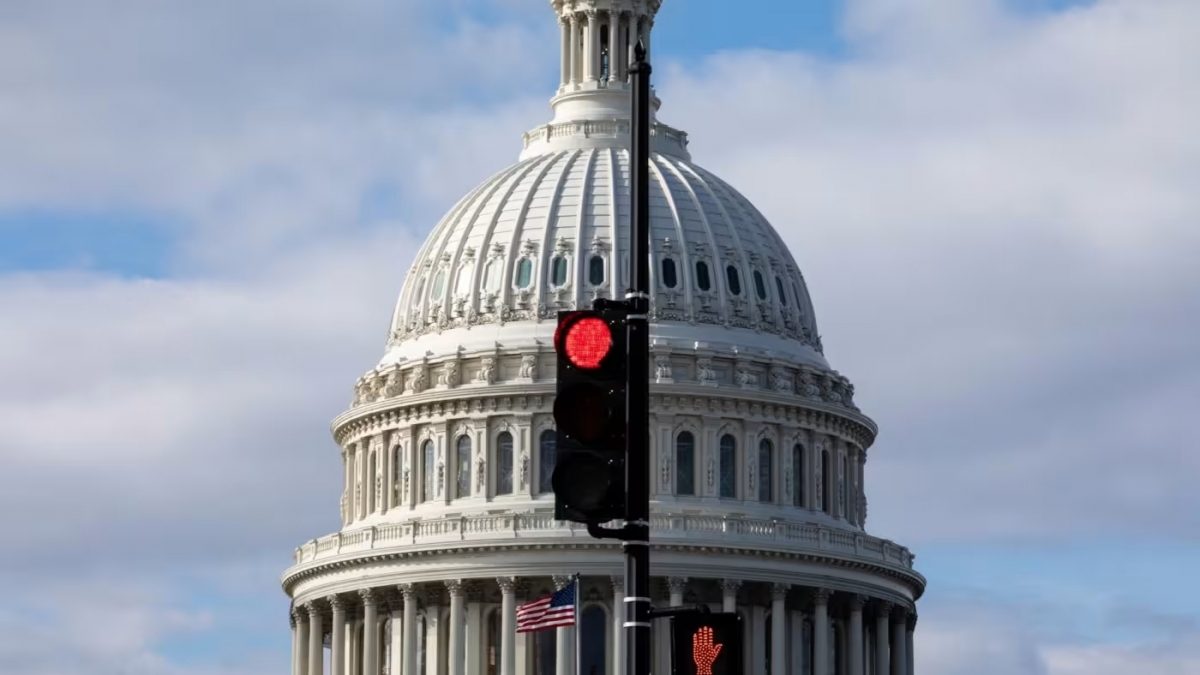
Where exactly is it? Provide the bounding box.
[0,0,1196,674]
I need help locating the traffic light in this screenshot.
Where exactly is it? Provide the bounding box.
[672,613,742,675]
[551,309,627,524]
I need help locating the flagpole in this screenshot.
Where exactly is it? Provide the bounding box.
[574,574,582,675]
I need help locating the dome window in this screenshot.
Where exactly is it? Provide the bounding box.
[675,431,695,496]
[515,258,533,289]
[726,265,742,296]
[455,436,471,499]
[719,435,737,498]
[753,270,768,300]
[431,271,446,301]
[758,439,773,503]
[551,256,568,287]
[695,261,711,291]
[496,432,514,496]
[588,255,605,286]
[412,277,426,306]
[661,258,678,289]
[775,277,788,307]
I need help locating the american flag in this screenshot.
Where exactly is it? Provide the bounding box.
[516,578,577,633]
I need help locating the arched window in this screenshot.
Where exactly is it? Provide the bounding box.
[487,610,502,675]
[496,432,514,495]
[551,256,568,287]
[839,453,848,517]
[516,258,533,289]
[675,432,695,496]
[726,265,742,296]
[821,449,831,514]
[580,606,607,675]
[758,439,773,503]
[539,430,557,494]
[753,270,768,300]
[775,276,788,307]
[432,270,446,301]
[661,258,678,288]
[695,261,711,291]
[421,440,435,502]
[792,444,805,508]
[456,436,471,499]
[365,451,376,513]
[534,628,555,675]
[588,256,605,286]
[719,435,737,499]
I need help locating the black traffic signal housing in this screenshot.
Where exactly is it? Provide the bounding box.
[672,613,743,675]
[551,309,627,524]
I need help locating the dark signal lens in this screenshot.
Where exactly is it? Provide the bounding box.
[564,317,612,369]
[554,383,609,441]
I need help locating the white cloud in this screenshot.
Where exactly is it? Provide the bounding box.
[654,0,1200,543]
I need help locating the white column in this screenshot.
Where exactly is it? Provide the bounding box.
[583,11,595,82]
[390,602,404,675]
[906,615,916,675]
[447,581,466,675]
[668,577,686,608]
[466,594,483,675]
[874,603,891,675]
[554,576,574,675]
[789,610,804,675]
[721,579,740,613]
[891,610,907,675]
[498,577,517,675]
[589,10,601,82]
[425,607,442,675]
[611,577,625,675]
[331,596,348,675]
[750,606,767,675]
[848,596,865,675]
[560,16,571,88]
[291,609,303,675]
[770,585,787,675]
[401,585,419,675]
[307,602,325,675]
[812,590,830,675]
[344,618,356,675]
[361,590,379,675]
[606,13,619,85]
[569,14,580,86]
[351,620,362,675]
[297,608,311,675]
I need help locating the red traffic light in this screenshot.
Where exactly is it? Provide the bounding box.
[558,315,612,369]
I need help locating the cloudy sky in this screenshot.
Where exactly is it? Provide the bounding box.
[0,0,1196,673]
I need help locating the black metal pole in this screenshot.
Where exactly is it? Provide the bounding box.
[625,41,652,675]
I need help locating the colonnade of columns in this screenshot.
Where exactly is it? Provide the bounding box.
[290,577,916,675]
[557,6,652,91]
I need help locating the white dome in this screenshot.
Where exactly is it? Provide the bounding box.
[386,141,827,371]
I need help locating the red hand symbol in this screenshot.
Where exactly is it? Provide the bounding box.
[692,626,723,675]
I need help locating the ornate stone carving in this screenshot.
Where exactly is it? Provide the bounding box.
[436,462,445,496]
[518,354,538,380]
[660,450,671,490]
[398,583,417,600]
[847,594,867,611]
[770,367,793,392]
[875,601,894,618]
[438,360,460,388]
[610,576,624,593]
[552,575,573,589]
[667,577,689,595]
[375,475,382,506]
[497,577,517,593]
[770,583,789,601]
[327,594,347,612]
[304,600,322,617]
[519,452,530,489]
[444,579,465,596]
[407,365,428,394]
[402,467,410,502]
[813,588,833,605]
[720,579,741,594]
[697,357,717,386]
[737,365,759,388]
[707,455,715,489]
[382,366,404,399]
[475,455,487,493]
[654,354,673,382]
[359,588,378,605]
[477,357,496,385]
[798,370,822,399]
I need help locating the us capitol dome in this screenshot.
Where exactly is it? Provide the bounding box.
[282,2,925,675]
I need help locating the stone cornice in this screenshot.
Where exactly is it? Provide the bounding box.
[282,512,923,600]
[333,380,875,449]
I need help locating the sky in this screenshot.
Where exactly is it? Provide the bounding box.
[0,0,1196,673]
